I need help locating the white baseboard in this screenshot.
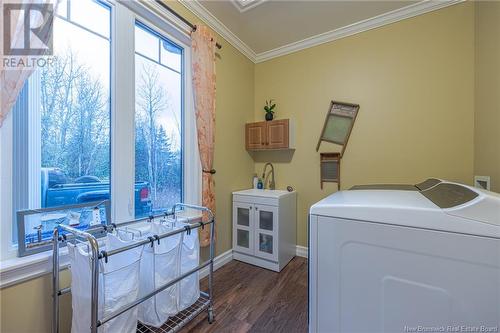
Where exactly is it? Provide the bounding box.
[199,245,307,280]
[199,248,234,279]
[233,251,282,272]
[296,245,309,258]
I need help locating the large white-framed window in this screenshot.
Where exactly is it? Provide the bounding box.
[0,0,200,262]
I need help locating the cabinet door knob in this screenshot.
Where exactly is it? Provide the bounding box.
[255,206,258,210]
[249,206,252,210]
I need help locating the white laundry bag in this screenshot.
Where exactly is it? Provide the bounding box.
[68,233,143,333]
[137,222,182,327]
[177,221,200,311]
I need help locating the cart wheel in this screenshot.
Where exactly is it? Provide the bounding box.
[208,308,214,324]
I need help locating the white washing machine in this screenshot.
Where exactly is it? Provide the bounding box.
[309,179,500,333]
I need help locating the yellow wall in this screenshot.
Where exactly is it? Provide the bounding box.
[474,1,500,193]
[0,1,255,332]
[254,2,475,247]
[1,273,73,333]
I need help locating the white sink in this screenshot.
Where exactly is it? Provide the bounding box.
[232,189,294,198]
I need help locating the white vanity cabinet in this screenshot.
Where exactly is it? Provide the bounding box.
[232,189,297,272]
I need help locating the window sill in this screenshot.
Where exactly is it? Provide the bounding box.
[0,248,70,289]
[0,213,204,289]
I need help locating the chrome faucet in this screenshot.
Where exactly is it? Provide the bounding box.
[262,162,276,190]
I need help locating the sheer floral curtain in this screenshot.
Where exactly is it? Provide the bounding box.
[191,25,216,247]
[0,0,56,128]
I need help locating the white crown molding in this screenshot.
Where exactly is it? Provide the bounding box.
[179,0,465,64]
[231,0,267,13]
[255,0,466,62]
[179,0,258,62]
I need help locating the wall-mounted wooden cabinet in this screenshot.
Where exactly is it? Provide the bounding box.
[245,119,294,150]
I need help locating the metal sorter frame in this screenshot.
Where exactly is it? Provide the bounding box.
[52,203,215,333]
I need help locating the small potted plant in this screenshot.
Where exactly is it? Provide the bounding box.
[264,99,276,121]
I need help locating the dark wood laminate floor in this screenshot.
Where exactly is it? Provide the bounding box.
[180,257,308,333]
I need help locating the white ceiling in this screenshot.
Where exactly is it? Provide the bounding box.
[180,0,463,62]
[198,0,417,53]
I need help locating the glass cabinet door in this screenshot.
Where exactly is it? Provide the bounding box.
[237,229,250,249]
[254,204,278,261]
[259,210,274,231]
[258,233,274,254]
[237,206,250,227]
[233,202,254,255]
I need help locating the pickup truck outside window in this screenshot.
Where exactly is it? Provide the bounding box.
[41,168,152,217]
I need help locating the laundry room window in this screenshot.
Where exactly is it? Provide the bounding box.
[1,0,199,262]
[134,22,184,218]
[9,0,112,245]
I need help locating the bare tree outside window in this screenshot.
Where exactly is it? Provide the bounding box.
[135,63,181,214]
[41,50,110,181]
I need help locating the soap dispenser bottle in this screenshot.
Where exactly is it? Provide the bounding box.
[252,173,258,189]
[257,178,264,189]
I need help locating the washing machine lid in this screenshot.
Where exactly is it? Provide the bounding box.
[350,184,418,191]
[310,180,500,238]
[434,183,500,227]
[348,178,442,191]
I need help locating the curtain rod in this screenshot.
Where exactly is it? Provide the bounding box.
[155,0,222,49]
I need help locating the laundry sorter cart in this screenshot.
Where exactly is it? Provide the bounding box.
[52,203,215,333]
